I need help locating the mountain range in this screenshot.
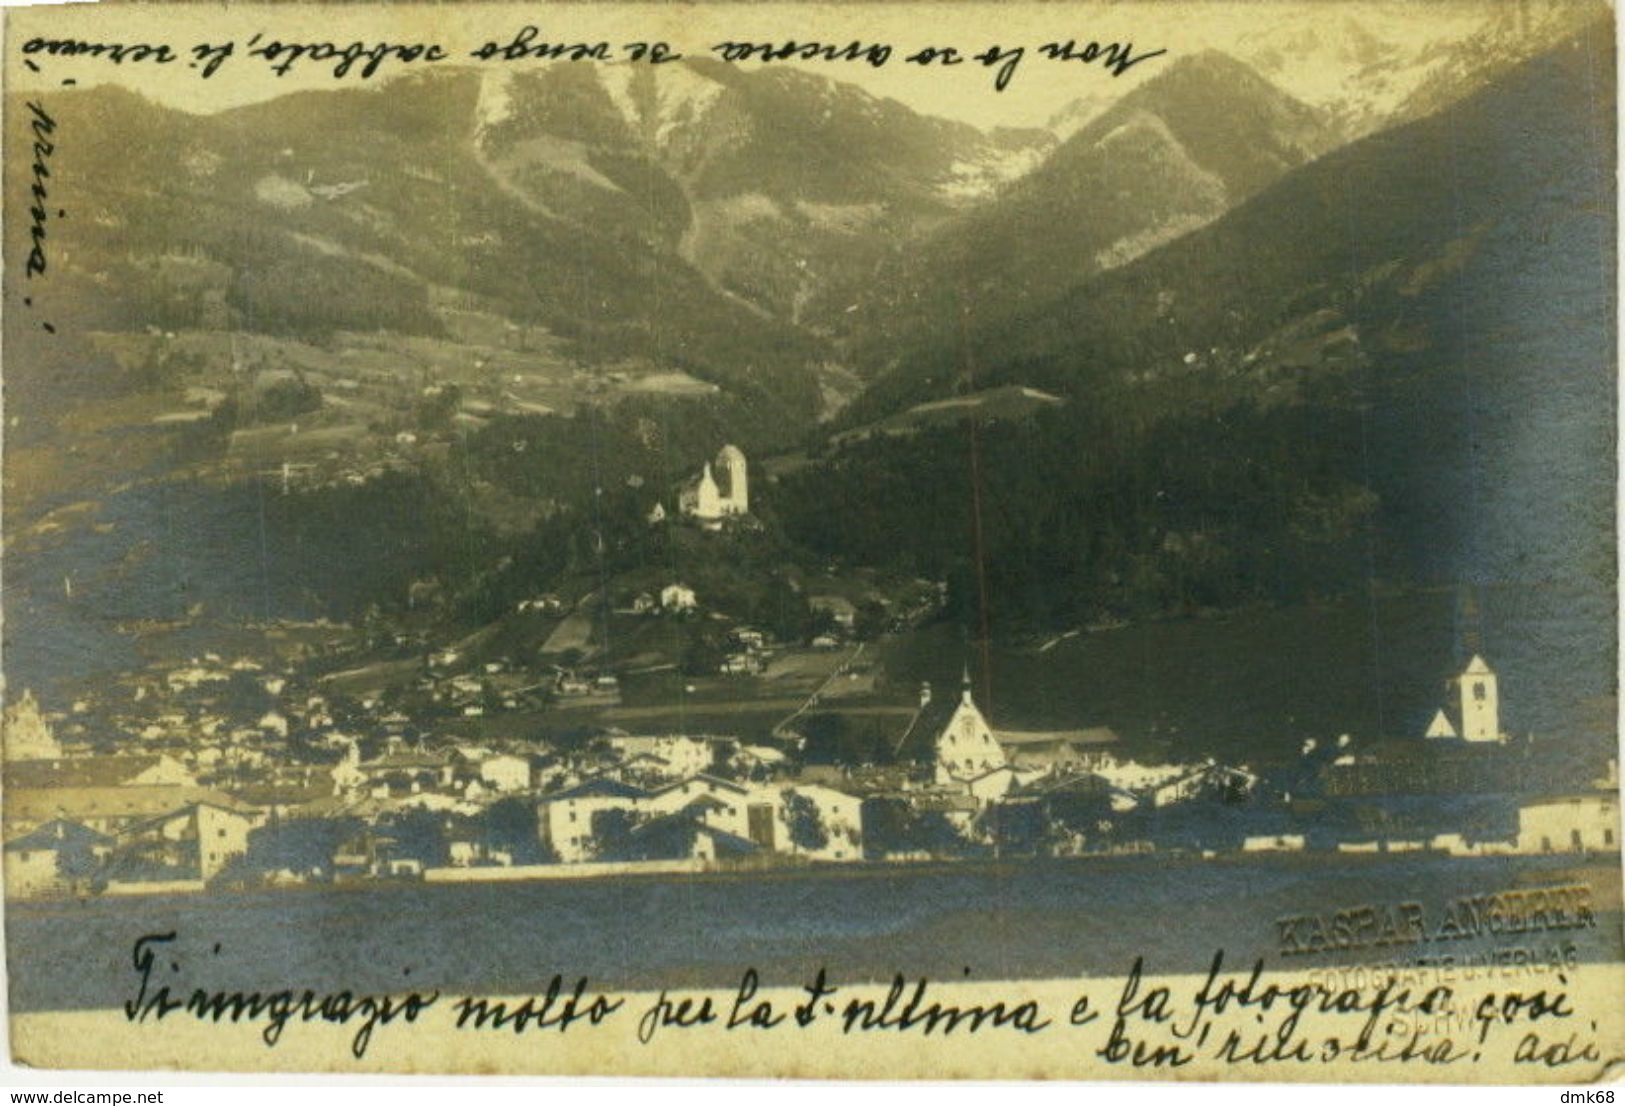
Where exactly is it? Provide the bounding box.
[836,49,1335,386]
[783,17,1615,630]
[2,11,1615,667]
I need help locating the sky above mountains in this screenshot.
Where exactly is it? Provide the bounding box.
[8,0,1501,130]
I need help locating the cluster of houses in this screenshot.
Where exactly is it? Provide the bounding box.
[0,682,853,897]
[3,650,1618,901]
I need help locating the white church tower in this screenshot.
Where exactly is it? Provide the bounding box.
[714,444,748,515]
[1456,654,1501,742]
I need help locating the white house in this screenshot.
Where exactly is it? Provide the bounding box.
[1516,793,1619,855]
[809,595,857,629]
[643,774,754,831]
[117,800,262,881]
[661,583,697,612]
[651,778,864,862]
[479,753,533,793]
[537,772,866,864]
[777,783,864,861]
[538,778,650,862]
[192,802,260,879]
[608,735,715,779]
[3,818,111,898]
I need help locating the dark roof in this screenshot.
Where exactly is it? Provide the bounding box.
[548,777,649,802]
[997,727,1120,747]
[650,773,749,798]
[1016,771,1114,798]
[891,697,960,761]
[102,853,200,883]
[4,818,112,852]
[680,794,733,814]
[616,812,700,862]
[363,750,449,771]
[229,777,334,807]
[622,811,759,861]
[6,756,186,789]
[695,824,759,856]
[6,786,238,826]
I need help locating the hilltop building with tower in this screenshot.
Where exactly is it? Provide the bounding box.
[679,444,749,527]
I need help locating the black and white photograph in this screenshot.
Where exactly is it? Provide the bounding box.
[1,0,1620,1082]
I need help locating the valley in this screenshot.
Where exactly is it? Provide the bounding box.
[2,6,1616,819]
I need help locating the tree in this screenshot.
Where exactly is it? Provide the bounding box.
[254,372,323,423]
[590,807,639,861]
[485,797,554,864]
[854,600,890,641]
[984,801,1047,855]
[416,384,462,432]
[781,790,829,853]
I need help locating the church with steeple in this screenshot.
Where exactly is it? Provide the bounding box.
[1424,654,1504,744]
[932,668,1009,785]
[678,444,749,527]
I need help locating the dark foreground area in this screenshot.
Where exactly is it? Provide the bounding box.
[7,851,1620,1013]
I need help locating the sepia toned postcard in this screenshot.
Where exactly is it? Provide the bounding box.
[2,0,1621,1082]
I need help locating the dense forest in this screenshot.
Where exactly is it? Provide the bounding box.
[776,388,1382,631]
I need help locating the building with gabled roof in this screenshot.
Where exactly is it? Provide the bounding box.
[114,798,263,882]
[998,728,1120,773]
[616,810,759,864]
[1423,654,1504,743]
[1424,709,1458,740]
[3,818,112,898]
[7,754,198,791]
[932,670,1008,786]
[3,689,61,760]
[5,785,243,837]
[537,776,653,862]
[660,583,698,612]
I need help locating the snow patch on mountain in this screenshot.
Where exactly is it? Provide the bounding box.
[1048,89,1118,141]
[474,69,516,141]
[938,141,1051,203]
[599,62,727,149]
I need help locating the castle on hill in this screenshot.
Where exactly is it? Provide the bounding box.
[678,444,749,526]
